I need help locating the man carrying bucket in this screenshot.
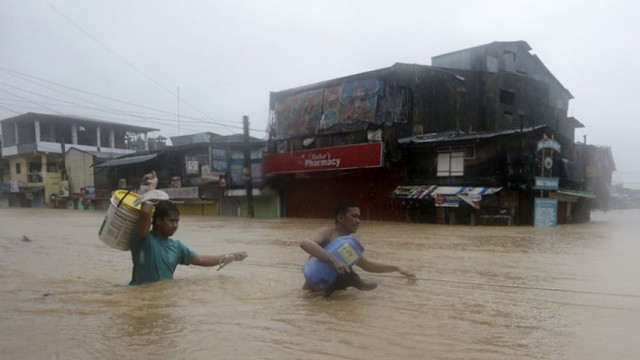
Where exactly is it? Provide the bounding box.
[129,171,248,285]
[300,201,415,297]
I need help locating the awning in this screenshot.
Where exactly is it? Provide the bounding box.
[433,186,502,209]
[21,186,45,193]
[391,185,502,199]
[556,188,596,199]
[398,126,547,145]
[94,154,157,167]
[390,185,437,199]
[430,186,503,196]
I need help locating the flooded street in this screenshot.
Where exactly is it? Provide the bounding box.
[1,208,639,359]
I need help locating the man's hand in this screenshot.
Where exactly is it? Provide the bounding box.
[398,267,416,283]
[230,251,248,261]
[332,258,350,275]
[216,251,247,271]
[142,171,158,190]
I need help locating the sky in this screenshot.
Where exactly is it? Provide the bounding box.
[1,0,639,187]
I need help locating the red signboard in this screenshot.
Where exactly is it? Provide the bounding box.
[263,143,384,174]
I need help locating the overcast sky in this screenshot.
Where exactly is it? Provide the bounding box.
[1,0,638,186]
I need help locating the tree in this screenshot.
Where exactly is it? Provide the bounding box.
[124,134,168,151]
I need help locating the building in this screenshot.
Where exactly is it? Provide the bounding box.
[264,63,461,221]
[0,112,158,208]
[0,137,10,207]
[94,132,277,218]
[263,41,614,225]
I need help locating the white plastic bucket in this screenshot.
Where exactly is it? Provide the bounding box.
[98,190,141,251]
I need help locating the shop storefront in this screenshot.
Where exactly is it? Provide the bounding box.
[264,142,406,221]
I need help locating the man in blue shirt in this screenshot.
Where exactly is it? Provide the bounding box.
[130,171,247,286]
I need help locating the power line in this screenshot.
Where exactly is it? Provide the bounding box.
[48,5,177,99]
[47,4,258,134]
[0,104,20,115]
[0,80,192,127]
[0,66,178,116]
[0,88,62,115]
[0,66,266,134]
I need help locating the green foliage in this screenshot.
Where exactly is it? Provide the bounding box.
[125,134,167,151]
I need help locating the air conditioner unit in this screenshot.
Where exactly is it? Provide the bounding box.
[59,189,69,197]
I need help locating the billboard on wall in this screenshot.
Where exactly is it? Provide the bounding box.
[434,194,460,207]
[229,150,264,189]
[274,79,382,139]
[209,148,228,175]
[263,142,384,174]
[229,158,264,188]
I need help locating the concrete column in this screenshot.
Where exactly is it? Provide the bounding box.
[72,124,78,144]
[14,122,18,145]
[109,129,115,148]
[50,123,56,143]
[35,120,41,142]
[144,133,149,151]
[41,154,47,182]
[96,126,101,150]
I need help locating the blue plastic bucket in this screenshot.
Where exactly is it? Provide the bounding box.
[302,236,364,288]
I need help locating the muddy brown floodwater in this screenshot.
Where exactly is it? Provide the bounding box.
[1,207,639,359]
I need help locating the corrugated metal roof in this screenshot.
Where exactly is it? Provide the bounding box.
[398,125,547,145]
[557,188,596,199]
[94,154,157,167]
[21,186,45,193]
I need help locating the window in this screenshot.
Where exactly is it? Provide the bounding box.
[504,111,514,127]
[464,146,475,159]
[437,151,464,177]
[15,163,21,174]
[28,162,43,182]
[503,50,517,63]
[503,51,517,72]
[47,162,59,173]
[500,89,515,105]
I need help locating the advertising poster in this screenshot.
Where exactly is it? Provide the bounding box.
[534,198,558,227]
[209,148,228,175]
[435,194,460,207]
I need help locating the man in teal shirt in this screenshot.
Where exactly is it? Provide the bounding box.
[130,171,247,286]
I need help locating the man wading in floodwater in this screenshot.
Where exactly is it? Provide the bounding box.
[129,171,248,285]
[301,201,415,297]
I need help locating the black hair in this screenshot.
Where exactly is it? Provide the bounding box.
[334,200,359,223]
[152,200,179,227]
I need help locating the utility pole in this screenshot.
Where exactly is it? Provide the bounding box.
[177,86,181,135]
[243,115,255,218]
[59,136,66,180]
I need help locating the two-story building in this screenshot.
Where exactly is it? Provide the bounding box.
[263,41,614,225]
[0,112,158,208]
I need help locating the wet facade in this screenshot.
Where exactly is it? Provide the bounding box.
[264,41,614,224]
[0,112,157,209]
